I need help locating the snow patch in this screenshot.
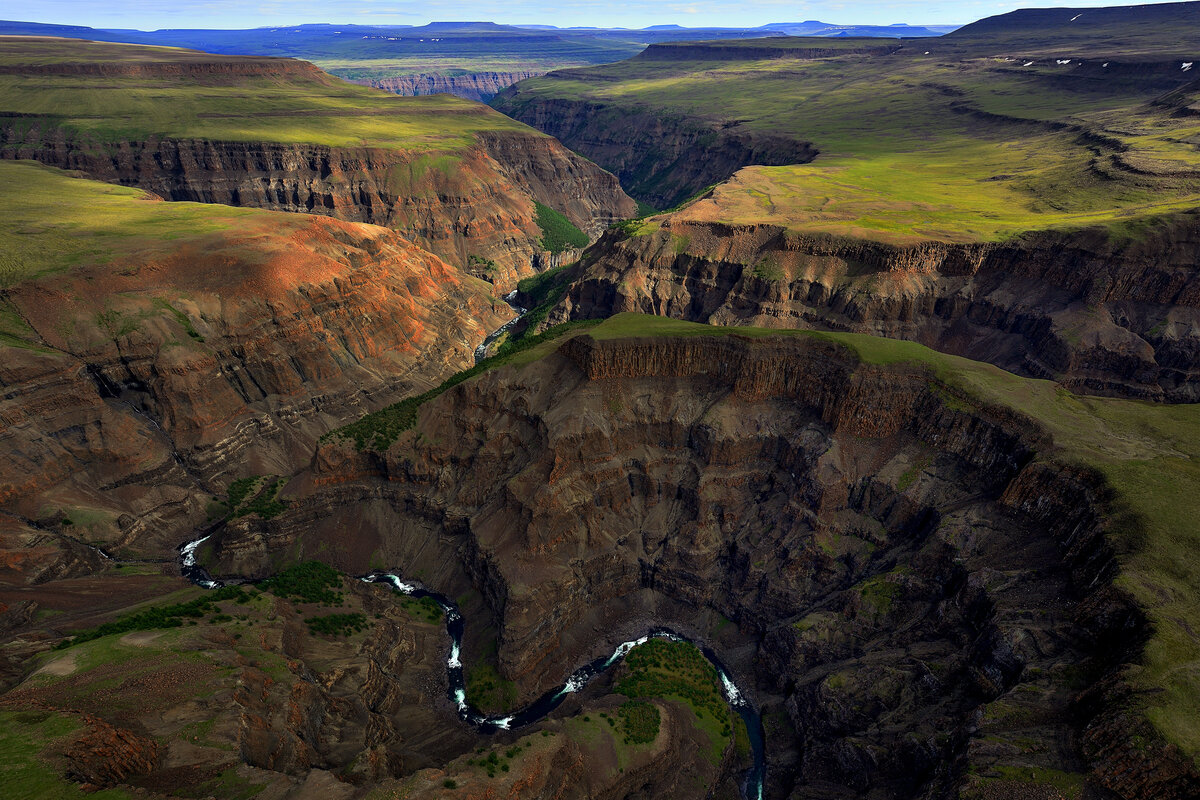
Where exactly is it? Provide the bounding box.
[1069,14,1082,21]
[1056,59,1072,65]
[1022,61,1034,67]
[1183,62,1194,71]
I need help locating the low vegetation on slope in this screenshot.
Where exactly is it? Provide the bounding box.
[328,318,602,449]
[617,639,731,763]
[0,161,266,290]
[534,201,589,252]
[497,14,1200,243]
[0,566,459,799]
[0,38,532,151]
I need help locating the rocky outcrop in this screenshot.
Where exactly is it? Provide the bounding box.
[0,574,480,798]
[490,91,816,208]
[206,332,1163,798]
[65,715,160,789]
[0,214,510,558]
[355,71,545,102]
[547,216,1200,400]
[0,124,635,290]
[0,517,109,586]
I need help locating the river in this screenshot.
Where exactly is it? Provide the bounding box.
[177,529,766,795]
[474,290,527,363]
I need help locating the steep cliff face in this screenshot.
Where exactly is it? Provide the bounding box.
[357,71,545,102]
[548,217,1200,400]
[0,125,635,291]
[0,214,509,559]
[489,92,816,208]
[206,333,1179,798]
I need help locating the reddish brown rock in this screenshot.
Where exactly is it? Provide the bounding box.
[65,714,161,788]
[0,215,510,558]
[205,332,1167,798]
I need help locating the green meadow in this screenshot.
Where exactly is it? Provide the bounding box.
[0,160,286,289]
[0,38,533,151]
[504,42,1200,242]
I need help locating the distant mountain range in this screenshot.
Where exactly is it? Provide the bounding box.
[0,19,959,58]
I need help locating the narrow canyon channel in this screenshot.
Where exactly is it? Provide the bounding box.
[178,540,768,799]
[474,290,528,363]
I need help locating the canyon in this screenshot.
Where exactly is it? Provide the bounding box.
[0,5,1199,800]
[0,162,511,571]
[357,71,546,102]
[0,41,636,288]
[198,326,1198,799]
[544,215,1200,401]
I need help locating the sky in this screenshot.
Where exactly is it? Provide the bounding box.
[2,0,1174,31]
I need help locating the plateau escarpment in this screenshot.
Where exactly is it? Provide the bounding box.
[0,162,510,563]
[493,89,817,210]
[358,71,545,102]
[205,324,1195,798]
[548,215,1200,400]
[0,38,635,289]
[497,14,1200,401]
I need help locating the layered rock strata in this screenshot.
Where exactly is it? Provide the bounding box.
[547,218,1200,400]
[0,215,509,558]
[488,92,817,209]
[356,71,545,102]
[207,332,1184,798]
[0,125,635,289]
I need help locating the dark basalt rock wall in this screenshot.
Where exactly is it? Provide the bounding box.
[0,124,635,288]
[489,92,817,209]
[548,218,1200,401]
[205,333,1189,799]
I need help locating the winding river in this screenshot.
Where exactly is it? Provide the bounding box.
[178,518,765,794]
[474,290,528,364]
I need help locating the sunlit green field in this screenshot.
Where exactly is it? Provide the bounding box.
[0,160,291,290]
[0,38,534,151]
[503,42,1200,242]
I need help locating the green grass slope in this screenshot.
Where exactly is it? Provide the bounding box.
[0,37,532,151]
[946,1,1200,59]
[0,160,296,291]
[498,5,1200,244]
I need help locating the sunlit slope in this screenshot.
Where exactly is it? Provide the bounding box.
[498,16,1200,242]
[0,37,534,151]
